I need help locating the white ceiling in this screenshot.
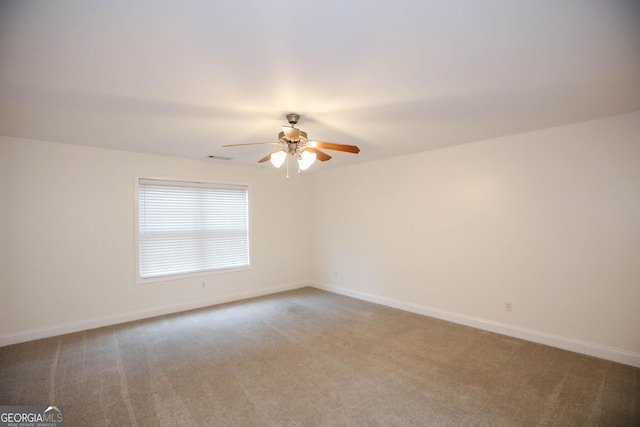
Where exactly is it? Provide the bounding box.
[1,0,639,170]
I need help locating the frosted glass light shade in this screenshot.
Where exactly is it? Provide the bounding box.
[270,150,287,168]
[298,150,317,171]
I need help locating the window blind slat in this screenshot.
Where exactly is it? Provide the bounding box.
[138,179,249,279]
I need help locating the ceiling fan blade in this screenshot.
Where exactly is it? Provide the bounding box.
[304,147,332,161]
[258,148,285,163]
[309,141,360,154]
[282,126,300,141]
[223,142,280,147]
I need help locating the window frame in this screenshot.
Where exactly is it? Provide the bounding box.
[134,175,251,284]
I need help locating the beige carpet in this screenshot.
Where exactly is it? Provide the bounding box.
[1,287,638,426]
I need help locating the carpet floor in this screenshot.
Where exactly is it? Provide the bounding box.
[1,287,638,426]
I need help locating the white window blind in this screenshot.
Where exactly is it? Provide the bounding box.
[138,178,249,279]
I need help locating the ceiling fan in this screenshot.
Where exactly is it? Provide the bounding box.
[223,113,360,174]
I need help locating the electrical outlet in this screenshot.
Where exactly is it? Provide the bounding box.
[201,282,206,288]
[504,301,513,312]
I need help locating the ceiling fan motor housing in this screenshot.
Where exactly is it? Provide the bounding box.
[278,130,307,142]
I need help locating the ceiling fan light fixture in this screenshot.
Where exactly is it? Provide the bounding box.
[270,150,287,168]
[298,150,317,171]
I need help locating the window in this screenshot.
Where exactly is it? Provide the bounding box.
[137,178,249,281]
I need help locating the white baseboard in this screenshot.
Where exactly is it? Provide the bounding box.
[312,282,640,368]
[5,281,638,368]
[0,281,308,347]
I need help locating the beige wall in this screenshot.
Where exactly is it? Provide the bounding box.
[309,112,640,358]
[0,136,311,339]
